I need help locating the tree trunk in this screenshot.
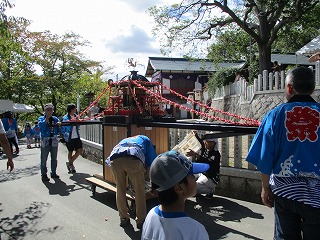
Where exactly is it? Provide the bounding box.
[256,9,273,74]
[52,94,57,115]
[258,43,272,73]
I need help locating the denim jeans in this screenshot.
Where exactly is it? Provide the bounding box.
[40,145,58,175]
[274,195,320,240]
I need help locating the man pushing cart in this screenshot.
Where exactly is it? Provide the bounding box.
[105,135,157,230]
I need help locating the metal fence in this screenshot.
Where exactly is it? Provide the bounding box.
[79,124,103,145]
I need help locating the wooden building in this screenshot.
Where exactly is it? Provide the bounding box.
[145,57,246,118]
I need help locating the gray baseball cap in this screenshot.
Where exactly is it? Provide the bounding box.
[44,103,54,110]
[150,150,209,192]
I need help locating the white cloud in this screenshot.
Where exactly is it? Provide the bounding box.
[106,26,160,54]
[7,0,168,79]
[118,0,163,11]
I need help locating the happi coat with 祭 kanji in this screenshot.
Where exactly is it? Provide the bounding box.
[247,95,320,208]
[247,95,320,179]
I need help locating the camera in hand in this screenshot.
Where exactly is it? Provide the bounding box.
[49,117,53,125]
[48,117,54,146]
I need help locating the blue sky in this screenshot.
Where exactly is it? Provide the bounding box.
[7,0,176,80]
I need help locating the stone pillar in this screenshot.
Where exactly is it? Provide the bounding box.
[247,134,256,170]
[234,136,242,168]
[221,137,229,167]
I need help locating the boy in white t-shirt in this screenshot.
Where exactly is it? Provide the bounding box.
[141,150,210,240]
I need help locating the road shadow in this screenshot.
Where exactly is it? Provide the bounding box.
[0,164,40,183]
[69,172,94,186]
[185,196,264,239]
[123,223,142,240]
[0,201,60,240]
[89,191,142,240]
[89,188,159,213]
[42,172,103,197]
[88,189,159,240]
[116,197,158,240]
[90,193,264,240]
[83,179,264,240]
[43,178,75,196]
[90,190,118,210]
[68,172,97,193]
[195,195,263,222]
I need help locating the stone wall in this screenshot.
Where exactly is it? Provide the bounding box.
[216,167,262,204]
[211,88,320,122]
[81,139,103,165]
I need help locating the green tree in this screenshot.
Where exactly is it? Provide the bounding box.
[0,1,114,121]
[207,27,260,82]
[208,4,320,74]
[0,0,12,35]
[149,0,319,73]
[272,3,320,53]
[207,67,239,95]
[208,28,251,62]
[0,0,35,101]
[30,31,103,116]
[75,66,114,114]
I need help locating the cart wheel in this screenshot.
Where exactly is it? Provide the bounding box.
[127,199,136,218]
[91,184,97,196]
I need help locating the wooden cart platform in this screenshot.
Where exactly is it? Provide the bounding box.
[85,173,157,200]
[86,173,157,217]
[85,173,135,199]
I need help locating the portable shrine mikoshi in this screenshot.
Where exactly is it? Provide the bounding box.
[61,70,260,213]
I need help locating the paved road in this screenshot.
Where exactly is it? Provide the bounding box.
[0,139,274,240]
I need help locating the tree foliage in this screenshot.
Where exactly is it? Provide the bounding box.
[207,67,239,95]
[207,27,260,82]
[28,31,106,116]
[272,3,320,53]
[207,3,319,84]
[149,0,319,73]
[0,1,34,101]
[75,67,112,112]
[0,0,12,36]
[0,0,114,121]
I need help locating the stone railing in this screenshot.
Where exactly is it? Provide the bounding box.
[211,69,320,103]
